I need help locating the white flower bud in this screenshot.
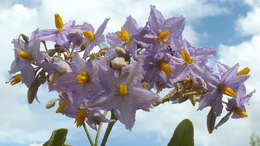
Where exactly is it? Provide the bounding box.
[115,47,126,56]
[111,57,128,70]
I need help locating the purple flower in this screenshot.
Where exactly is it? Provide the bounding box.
[53,53,101,99]
[56,92,109,129]
[82,18,109,59]
[215,85,255,128]
[145,5,185,49]
[198,63,250,116]
[92,59,159,129]
[142,49,177,89]
[107,16,141,56]
[38,14,75,49]
[9,29,41,87]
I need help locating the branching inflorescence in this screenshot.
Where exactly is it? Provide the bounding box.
[8,5,255,138]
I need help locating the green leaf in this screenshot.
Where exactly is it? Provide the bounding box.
[43,128,68,146]
[167,119,194,146]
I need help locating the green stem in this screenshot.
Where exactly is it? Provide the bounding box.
[94,111,108,146]
[101,112,117,146]
[83,122,95,146]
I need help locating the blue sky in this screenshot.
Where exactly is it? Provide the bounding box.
[1,0,260,146]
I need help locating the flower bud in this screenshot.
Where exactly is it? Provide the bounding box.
[111,57,128,70]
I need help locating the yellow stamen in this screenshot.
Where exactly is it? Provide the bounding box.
[157,30,170,41]
[49,72,58,87]
[56,101,69,113]
[218,84,237,97]
[76,72,89,84]
[9,74,21,85]
[17,51,33,60]
[80,42,87,51]
[180,49,193,64]
[118,83,128,96]
[54,13,64,31]
[83,31,95,41]
[237,67,250,76]
[117,27,131,43]
[189,96,196,106]
[141,82,150,89]
[75,108,88,127]
[159,61,172,75]
[233,107,248,117]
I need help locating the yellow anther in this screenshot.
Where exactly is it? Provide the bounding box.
[56,101,69,113]
[80,42,87,51]
[159,61,172,75]
[218,84,237,97]
[180,49,193,64]
[117,27,131,43]
[233,107,248,117]
[49,72,58,87]
[8,74,21,85]
[75,108,88,127]
[17,51,33,60]
[157,30,170,41]
[237,67,250,76]
[141,82,151,89]
[83,31,95,41]
[54,13,64,31]
[118,83,128,96]
[76,72,89,84]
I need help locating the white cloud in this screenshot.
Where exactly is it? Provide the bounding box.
[216,35,260,145]
[236,6,260,36]
[29,143,43,146]
[243,0,260,6]
[37,0,227,31]
[216,3,260,145]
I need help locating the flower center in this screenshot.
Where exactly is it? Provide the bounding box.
[75,108,88,127]
[180,49,192,64]
[218,84,237,97]
[157,30,170,41]
[117,27,131,43]
[118,83,128,96]
[76,72,89,84]
[233,107,248,117]
[56,101,69,113]
[159,61,172,75]
[141,82,150,89]
[54,13,64,32]
[83,31,95,41]
[17,51,33,60]
[236,67,250,76]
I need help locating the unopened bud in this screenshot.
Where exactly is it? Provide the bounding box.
[115,47,126,56]
[20,34,29,43]
[45,98,59,109]
[111,57,128,70]
[7,74,21,85]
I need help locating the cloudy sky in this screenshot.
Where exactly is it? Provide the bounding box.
[1,0,260,146]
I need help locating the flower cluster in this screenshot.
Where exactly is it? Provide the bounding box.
[8,5,255,131]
